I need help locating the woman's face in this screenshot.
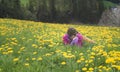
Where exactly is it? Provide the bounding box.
[70,35,75,40]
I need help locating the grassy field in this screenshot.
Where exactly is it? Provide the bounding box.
[0,18,120,72]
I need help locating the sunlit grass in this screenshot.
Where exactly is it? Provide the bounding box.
[0,18,120,72]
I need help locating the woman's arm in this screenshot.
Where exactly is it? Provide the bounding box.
[63,34,70,45]
[82,36,96,43]
[70,37,78,45]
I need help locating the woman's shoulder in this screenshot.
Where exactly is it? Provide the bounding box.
[76,33,83,39]
[63,34,69,38]
[76,33,83,36]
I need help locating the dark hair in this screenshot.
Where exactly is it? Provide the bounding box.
[67,27,78,37]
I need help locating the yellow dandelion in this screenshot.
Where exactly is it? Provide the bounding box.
[75,70,80,72]
[76,60,81,63]
[2,52,8,55]
[18,51,21,53]
[82,67,87,71]
[24,63,29,66]
[26,58,29,61]
[8,50,13,53]
[32,44,38,48]
[61,61,66,65]
[11,42,17,45]
[20,47,25,50]
[80,57,85,61]
[112,65,120,70]
[32,58,36,60]
[91,52,95,55]
[0,48,3,51]
[13,58,19,62]
[85,64,88,67]
[85,60,88,63]
[88,59,93,63]
[37,57,42,61]
[105,58,115,64]
[48,44,54,47]
[33,52,37,55]
[98,65,103,68]
[7,48,12,51]
[79,53,83,56]
[11,38,16,40]
[98,69,102,72]
[90,56,94,59]
[89,68,94,71]
[45,53,52,56]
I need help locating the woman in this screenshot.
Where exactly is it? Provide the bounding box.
[63,27,95,47]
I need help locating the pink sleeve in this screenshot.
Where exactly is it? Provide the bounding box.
[62,34,70,45]
[76,33,83,47]
[76,33,83,41]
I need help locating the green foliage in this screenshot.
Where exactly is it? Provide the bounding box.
[103,1,118,9]
[20,0,29,7]
[0,0,119,24]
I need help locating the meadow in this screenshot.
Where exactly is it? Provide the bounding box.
[0,18,120,72]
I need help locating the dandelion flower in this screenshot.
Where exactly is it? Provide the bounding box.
[33,52,37,55]
[61,61,66,65]
[37,57,42,61]
[77,60,81,63]
[13,58,19,62]
[105,58,115,64]
[75,70,80,72]
[32,58,36,60]
[89,68,94,71]
[24,63,29,66]
[82,67,87,71]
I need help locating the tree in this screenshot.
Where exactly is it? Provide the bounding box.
[0,0,23,19]
[106,0,120,4]
[71,0,77,19]
[0,0,13,18]
[36,0,49,21]
[0,0,106,24]
[49,0,56,22]
[13,0,23,19]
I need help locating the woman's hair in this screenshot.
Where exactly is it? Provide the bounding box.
[67,27,78,37]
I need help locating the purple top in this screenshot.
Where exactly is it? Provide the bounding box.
[62,33,83,47]
[70,37,79,45]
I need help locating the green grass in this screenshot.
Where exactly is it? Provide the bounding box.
[0,18,120,72]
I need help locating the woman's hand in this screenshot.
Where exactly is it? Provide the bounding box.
[90,40,96,44]
[83,36,96,44]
